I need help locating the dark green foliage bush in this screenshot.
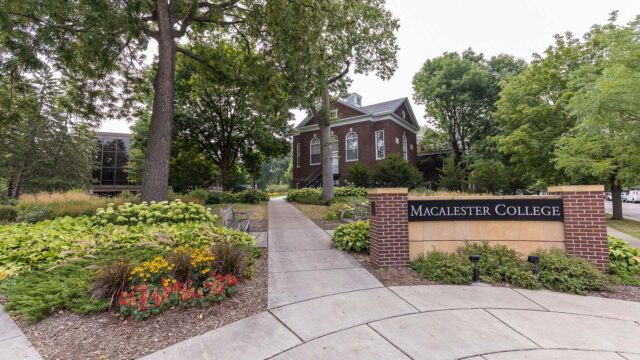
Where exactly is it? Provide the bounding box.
[332,221,370,252]
[286,187,367,204]
[1,261,109,322]
[16,205,53,223]
[534,248,610,294]
[411,250,472,284]
[458,242,539,289]
[609,236,640,285]
[205,190,268,204]
[371,154,423,189]
[188,188,211,203]
[345,163,371,187]
[0,206,17,222]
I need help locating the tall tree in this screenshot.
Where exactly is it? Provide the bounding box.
[1,0,357,201]
[555,15,640,219]
[269,0,399,200]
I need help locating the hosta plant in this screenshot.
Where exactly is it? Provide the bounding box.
[92,199,216,226]
[332,221,370,252]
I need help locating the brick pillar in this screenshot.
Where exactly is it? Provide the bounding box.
[548,185,609,272]
[368,188,409,268]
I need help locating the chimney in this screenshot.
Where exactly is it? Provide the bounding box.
[346,93,362,107]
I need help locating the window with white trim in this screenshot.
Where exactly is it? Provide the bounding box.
[402,134,408,161]
[310,137,321,165]
[345,131,358,161]
[375,130,385,160]
[296,143,300,168]
[329,109,338,120]
[331,134,338,153]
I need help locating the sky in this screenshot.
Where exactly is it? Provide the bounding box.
[98,0,640,134]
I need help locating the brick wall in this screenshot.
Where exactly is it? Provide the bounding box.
[548,185,609,272]
[368,188,410,268]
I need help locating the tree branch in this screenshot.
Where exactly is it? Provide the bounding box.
[327,60,351,84]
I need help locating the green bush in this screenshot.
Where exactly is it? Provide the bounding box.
[324,210,339,221]
[205,190,268,205]
[334,186,368,197]
[92,200,216,226]
[457,242,539,289]
[332,221,370,252]
[16,205,54,223]
[411,250,472,284]
[0,206,17,222]
[238,190,268,204]
[534,248,610,294]
[609,236,640,281]
[345,164,371,187]
[371,154,423,189]
[188,188,211,203]
[286,188,325,204]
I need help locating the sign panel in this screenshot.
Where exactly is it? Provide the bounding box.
[408,198,563,221]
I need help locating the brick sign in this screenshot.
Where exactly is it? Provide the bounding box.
[408,199,563,221]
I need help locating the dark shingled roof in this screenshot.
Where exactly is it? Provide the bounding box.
[358,97,407,115]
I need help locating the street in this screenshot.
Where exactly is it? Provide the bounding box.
[605,201,640,221]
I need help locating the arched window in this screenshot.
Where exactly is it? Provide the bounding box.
[345,131,358,161]
[310,137,321,165]
[331,134,338,153]
[402,134,408,161]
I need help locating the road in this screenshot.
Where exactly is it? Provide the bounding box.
[604,201,640,221]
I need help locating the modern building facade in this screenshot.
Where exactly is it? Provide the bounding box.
[292,94,419,188]
[92,132,139,193]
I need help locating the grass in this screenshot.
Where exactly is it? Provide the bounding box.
[292,196,365,221]
[17,191,128,218]
[207,202,268,223]
[607,215,640,239]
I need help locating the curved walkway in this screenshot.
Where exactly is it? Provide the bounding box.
[143,199,640,360]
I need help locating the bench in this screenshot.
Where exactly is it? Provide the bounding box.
[220,206,251,232]
[339,203,368,223]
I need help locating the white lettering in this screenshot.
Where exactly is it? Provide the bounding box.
[495,204,506,216]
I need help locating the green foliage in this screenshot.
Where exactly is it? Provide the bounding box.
[371,154,423,189]
[419,127,449,153]
[16,205,53,223]
[324,210,339,221]
[332,221,369,253]
[188,188,211,203]
[438,155,466,191]
[205,190,269,205]
[411,250,472,285]
[412,243,609,294]
[534,248,610,294]
[0,206,17,222]
[93,200,216,226]
[286,188,324,204]
[468,158,511,194]
[608,236,640,285]
[0,260,109,322]
[345,163,371,188]
[334,187,368,197]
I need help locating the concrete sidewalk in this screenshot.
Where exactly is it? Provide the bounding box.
[142,285,640,360]
[0,305,41,360]
[266,198,381,307]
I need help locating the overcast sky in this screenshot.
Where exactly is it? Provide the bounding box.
[99,0,640,134]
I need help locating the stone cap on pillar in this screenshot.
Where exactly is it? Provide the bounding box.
[367,188,409,195]
[547,185,604,193]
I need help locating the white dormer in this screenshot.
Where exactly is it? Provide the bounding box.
[346,93,362,107]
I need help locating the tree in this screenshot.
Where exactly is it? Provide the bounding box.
[1,0,359,201]
[0,69,96,197]
[345,163,371,188]
[413,50,522,167]
[271,0,399,200]
[438,155,465,191]
[419,127,449,153]
[555,15,640,219]
[371,154,423,189]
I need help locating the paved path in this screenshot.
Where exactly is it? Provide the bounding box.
[605,201,640,221]
[608,226,640,249]
[0,305,41,360]
[143,198,640,360]
[266,198,381,307]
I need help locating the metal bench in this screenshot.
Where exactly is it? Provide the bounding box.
[339,203,369,223]
[220,206,251,232]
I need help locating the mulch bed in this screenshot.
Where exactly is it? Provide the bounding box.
[250,219,267,232]
[15,249,268,360]
[309,218,343,231]
[351,252,640,302]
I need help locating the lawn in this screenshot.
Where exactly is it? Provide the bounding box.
[607,215,640,239]
[291,197,366,230]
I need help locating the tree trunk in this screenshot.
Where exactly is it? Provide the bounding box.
[141,0,176,202]
[610,176,623,220]
[320,87,334,200]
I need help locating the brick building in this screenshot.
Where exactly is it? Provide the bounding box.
[292,94,419,188]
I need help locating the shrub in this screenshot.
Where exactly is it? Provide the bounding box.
[609,236,640,277]
[89,259,134,307]
[411,250,472,284]
[345,164,371,187]
[211,243,249,278]
[332,221,370,252]
[371,154,423,189]
[188,188,211,203]
[16,205,53,223]
[286,188,325,204]
[334,186,368,197]
[534,248,610,294]
[0,206,17,222]
[92,199,216,226]
[324,210,339,221]
[237,190,268,204]
[205,190,268,204]
[457,242,539,289]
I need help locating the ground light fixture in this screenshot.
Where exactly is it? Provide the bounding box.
[469,254,480,282]
[528,255,540,275]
